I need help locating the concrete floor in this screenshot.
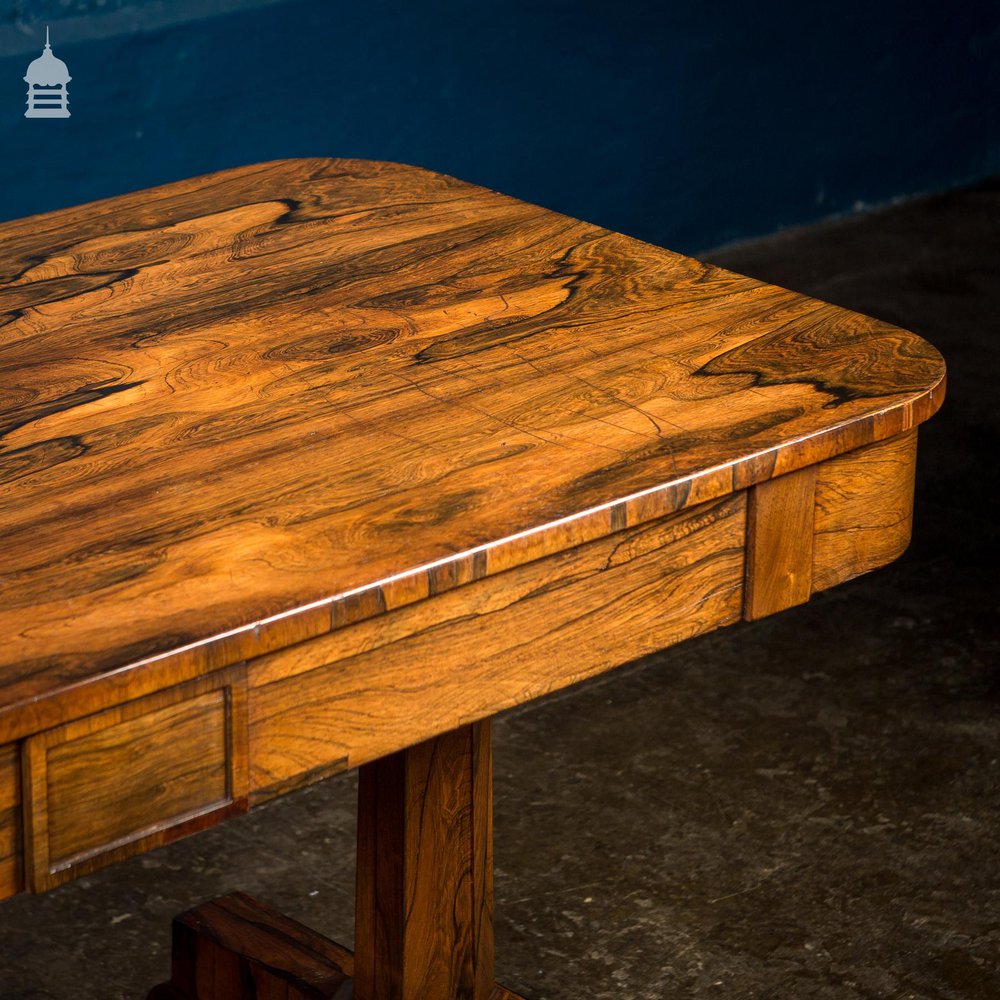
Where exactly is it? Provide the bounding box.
[1,180,998,999]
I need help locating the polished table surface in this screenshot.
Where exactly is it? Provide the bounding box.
[0,159,944,997]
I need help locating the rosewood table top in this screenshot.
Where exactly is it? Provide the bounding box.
[0,159,946,1000]
[0,158,944,744]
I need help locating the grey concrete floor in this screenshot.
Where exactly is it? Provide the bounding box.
[1,180,998,999]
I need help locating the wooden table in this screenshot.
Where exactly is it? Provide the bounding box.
[0,158,944,999]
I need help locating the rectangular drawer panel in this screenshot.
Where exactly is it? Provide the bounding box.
[47,691,225,865]
[0,743,21,900]
[23,668,247,891]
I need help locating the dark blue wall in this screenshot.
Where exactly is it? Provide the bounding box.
[2,0,998,253]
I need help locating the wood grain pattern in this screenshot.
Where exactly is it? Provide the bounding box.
[0,742,21,900]
[248,493,745,797]
[355,722,493,1000]
[812,430,918,593]
[21,666,248,891]
[0,162,946,1000]
[0,158,945,743]
[744,465,818,620]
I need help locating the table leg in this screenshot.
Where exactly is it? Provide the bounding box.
[355,719,493,1000]
[147,720,524,1000]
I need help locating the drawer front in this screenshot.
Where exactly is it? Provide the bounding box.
[23,668,248,891]
[0,743,21,900]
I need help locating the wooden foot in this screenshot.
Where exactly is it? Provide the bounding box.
[145,891,353,999]
[145,892,524,1000]
[149,722,523,1000]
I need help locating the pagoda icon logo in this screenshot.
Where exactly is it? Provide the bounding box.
[24,27,71,118]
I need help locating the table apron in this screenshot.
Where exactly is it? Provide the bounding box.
[0,429,917,898]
